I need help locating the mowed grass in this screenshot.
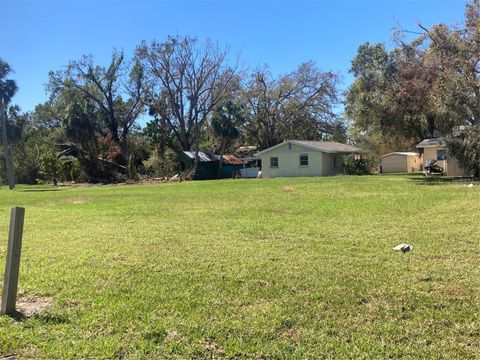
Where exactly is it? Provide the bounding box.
[0,175,479,359]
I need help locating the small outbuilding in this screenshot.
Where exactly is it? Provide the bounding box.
[177,151,245,180]
[380,152,422,173]
[255,140,359,178]
[416,138,466,176]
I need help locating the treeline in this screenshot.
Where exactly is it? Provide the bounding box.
[1,1,478,184]
[1,37,346,184]
[346,1,480,175]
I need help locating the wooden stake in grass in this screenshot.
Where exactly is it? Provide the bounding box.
[1,207,25,316]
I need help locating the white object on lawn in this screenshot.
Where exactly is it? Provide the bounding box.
[464,183,474,188]
[393,244,414,253]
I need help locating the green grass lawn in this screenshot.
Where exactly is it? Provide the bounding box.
[0,175,479,359]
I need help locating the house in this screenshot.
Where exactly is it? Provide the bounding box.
[255,140,359,178]
[177,151,244,180]
[416,138,465,176]
[380,152,422,173]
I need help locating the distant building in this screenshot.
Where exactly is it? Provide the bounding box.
[380,152,422,173]
[255,140,359,178]
[177,151,244,180]
[416,138,466,176]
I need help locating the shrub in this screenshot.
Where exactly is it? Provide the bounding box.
[343,154,373,175]
[142,149,177,177]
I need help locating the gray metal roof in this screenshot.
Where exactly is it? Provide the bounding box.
[182,151,244,164]
[416,138,444,148]
[381,152,420,158]
[182,151,214,162]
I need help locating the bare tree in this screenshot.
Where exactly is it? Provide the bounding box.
[242,62,342,149]
[136,36,240,176]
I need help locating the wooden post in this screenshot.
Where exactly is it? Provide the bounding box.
[1,207,25,315]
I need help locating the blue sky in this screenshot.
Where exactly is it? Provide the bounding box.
[1,0,467,115]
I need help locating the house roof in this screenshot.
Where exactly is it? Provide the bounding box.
[181,151,244,164]
[416,138,444,148]
[222,155,245,165]
[182,151,215,162]
[256,140,359,156]
[381,152,420,158]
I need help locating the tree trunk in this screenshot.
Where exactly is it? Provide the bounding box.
[0,99,15,189]
[217,140,226,178]
[426,114,436,138]
[191,119,201,179]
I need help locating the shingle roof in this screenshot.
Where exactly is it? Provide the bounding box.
[292,140,359,153]
[256,140,359,155]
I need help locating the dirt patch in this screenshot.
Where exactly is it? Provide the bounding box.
[165,330,183,343]
[280,326,301,341]
[202,339,225,357]
[283,186,295,192]
[16,296,52,317]
[69,197,89,205]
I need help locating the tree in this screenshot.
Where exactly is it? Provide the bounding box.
[425,1,480,128]
[345,41,440,154]
[346,0,480,169]
[242,62,342,150]
[39,150,60,186]
[0,58,18,189]
[136,36,240,176]
[446,125,480,177]
[44,51,147,181]
[48,51,147,167]
[211,101,245,177]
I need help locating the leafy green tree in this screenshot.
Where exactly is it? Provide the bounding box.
[346,0,480,173]
[345,41,440,151]
[39,149,60,186]
[58,155,82,182]
[447,126,480,177]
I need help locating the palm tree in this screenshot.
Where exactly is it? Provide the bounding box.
[211,101,245,178]
[0,58,18,189]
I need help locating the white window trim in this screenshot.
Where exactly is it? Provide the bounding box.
[270,157,279,168]
[299,154,309,167]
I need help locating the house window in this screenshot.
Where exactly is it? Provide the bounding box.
[299,154,309,166]
[288,143,292,150]
[270,157,279,168]
[333,156,337,168]
[437,150,447,160]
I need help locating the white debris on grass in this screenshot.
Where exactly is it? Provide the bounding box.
[464,183,475,188]
[393,244,414,252]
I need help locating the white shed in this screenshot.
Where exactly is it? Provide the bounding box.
[380,152,422,173]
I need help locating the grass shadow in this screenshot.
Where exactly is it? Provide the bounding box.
[3,309,26,322]
[18,188,62,193]
[408,176,453,185]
